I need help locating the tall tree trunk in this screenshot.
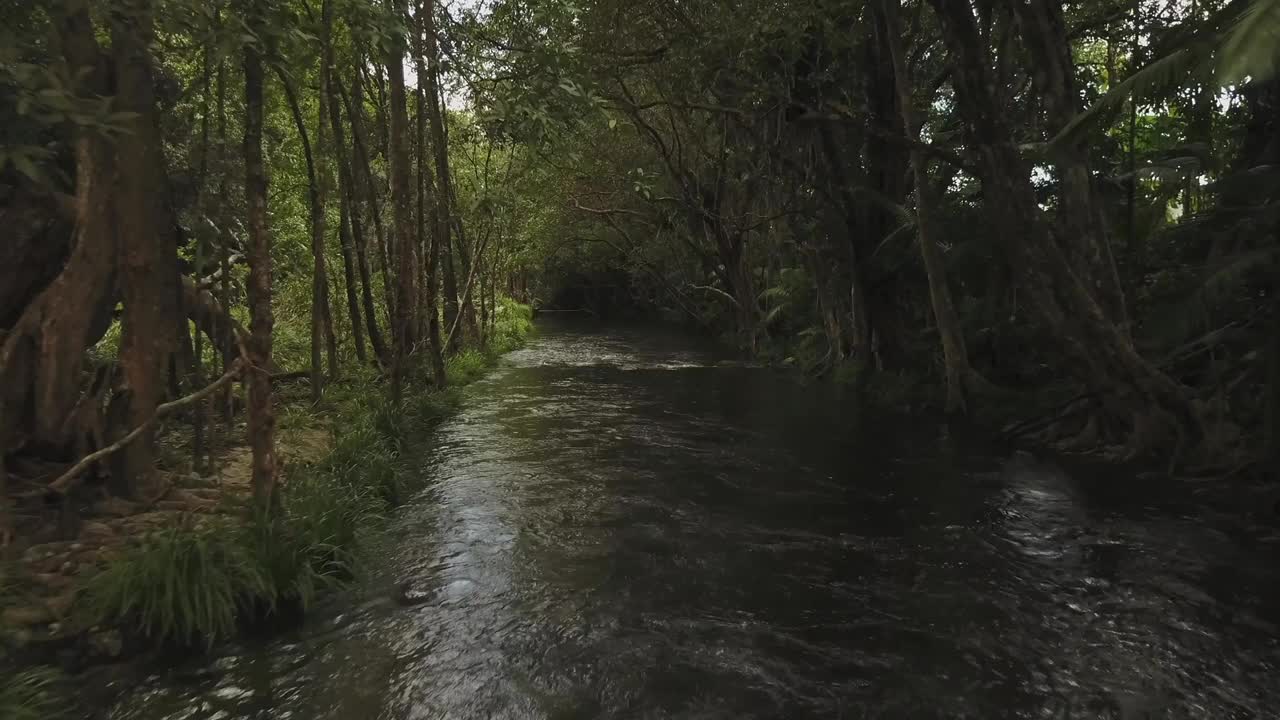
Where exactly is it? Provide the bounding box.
[421,0,461,353]
[344,71,397,340]
[385,0,417,402]
[110,0,181,498]
[334,156,368,363]
[817,123,872,376]
[880,0,984,414]
[1003,0,1128,329]
[193,37,212,474]
[216,34,235,426]
[335,81,384,363]
[315,7,340,381]
[414,0,447,386]
[279,74,326,402]
[926,0,1197,449]
[320,4,360,363]
[243,8,278,509]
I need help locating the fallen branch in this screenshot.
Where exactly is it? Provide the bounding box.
[45,360,244,495]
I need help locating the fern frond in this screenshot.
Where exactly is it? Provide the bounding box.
[1050,43,1214,152]
[1219,0,1280,83]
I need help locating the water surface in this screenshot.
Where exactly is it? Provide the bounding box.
[109,321,1280,719]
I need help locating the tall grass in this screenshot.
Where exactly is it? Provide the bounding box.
[87,519,268,647]
[446,349,490,386]
[0,668,64,720]
[88,474,380,647]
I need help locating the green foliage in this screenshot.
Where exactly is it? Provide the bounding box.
[446,349,490,386]
[0,668,65,720]
[414,388,463,424]
[1220,0,1280,82]
[87,478,377,648]
[489,299,535,355]
[87,520,269,647]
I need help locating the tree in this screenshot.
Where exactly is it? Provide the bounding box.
[242,0,279,509]
[385,0,419,401]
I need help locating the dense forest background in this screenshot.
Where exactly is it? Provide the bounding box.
[0,0,1279,705]
[3,0,1279,534]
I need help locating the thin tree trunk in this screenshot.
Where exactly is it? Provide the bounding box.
[421,0,461,353]
[279,73,326,402]
[880,0,986,414]
[242,7,279,509]
[414,0,447,386]
[334,156,368,363]
[385,0,417,402]
[1003,0,1127,329]
[316,9,340,382]
[193,38,211,474]
[340,76,390,363]
[344,71,397,340]
[216,36,234,427]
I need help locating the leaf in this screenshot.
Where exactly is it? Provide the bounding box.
[9,148,43,183]
[1049,44,1211,152]
[1218,0,1280,83]
[608,118,617,130]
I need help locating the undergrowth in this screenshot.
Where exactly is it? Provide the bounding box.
[82,298,534,649]
[0,667,65,720]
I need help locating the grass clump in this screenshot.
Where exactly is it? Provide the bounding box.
[88,474,379,647]
[0,668,65,720]
[446,349,490,386]
[415,387,462,424]
[87,519,268,647]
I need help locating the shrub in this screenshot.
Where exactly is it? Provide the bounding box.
[489,299,534,354]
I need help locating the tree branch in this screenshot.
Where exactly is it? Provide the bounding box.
[45,359,244,495]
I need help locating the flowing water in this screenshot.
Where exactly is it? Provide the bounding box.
[108,321,1280,719]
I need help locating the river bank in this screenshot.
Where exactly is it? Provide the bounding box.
[0,302,534,719]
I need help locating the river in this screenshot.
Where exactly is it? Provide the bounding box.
[108,320,1280,719]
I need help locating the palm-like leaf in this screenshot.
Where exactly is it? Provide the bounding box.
[1219,0,1280,82]
[1050,44,1212,153]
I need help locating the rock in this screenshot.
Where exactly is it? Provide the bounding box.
[97,548,123,563]
[31,552,71,575]
[22,541,72,563]
[87,628,124,659]
[33,572,75,591]
[2,628,33,650]
[2,604,53,627]
[92,497,140,517]
[44,591,77,618]
[79,521,115,542]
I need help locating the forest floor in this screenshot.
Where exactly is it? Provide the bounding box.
[0,384,336,665]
